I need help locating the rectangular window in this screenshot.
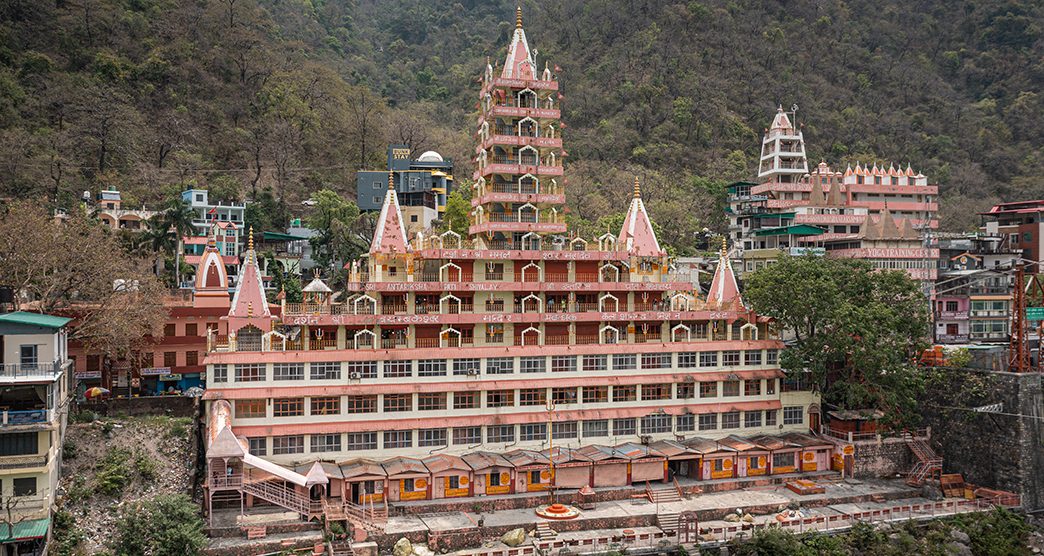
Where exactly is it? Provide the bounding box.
[582,386,608,404]
[678,352,698,368]
[384,430,412,449]
[612,385,637,402]
[676,382,695,399]
[418,392,447,411]
[783,406,804,425]
[488,425,515,443]
[721,411,741,429]
[0,432,38,456]
[273,398,304,417]
[383,394,412,412]
[519,388,546,406]
[417,359,447,377]
[273,363,304,381]
[346,432,378,451]
[699,352,718,367]
[641,383,671,401]
[773,452,795,468]
[487,390,515,408]
[311,362,341,380]
[700,382,717,398]
[551,355,576,373]
[699,413,718,431]
[452,427,482,445]
[744,351,763,365]
[185,351,199,367]
[417,429,446,446]
[311,434,342,453]
[766,349,779,366]
[582,355,607,371]
[383,360,412,378]
[641,353,670,369]
[185,323,198,336]
[347,361,378,379]
[486,357,514,374]
[612,354,636,371]
[346,395,377,414]
[163,351,176,368]
[722,381,740,397]
[744,380,762,396]
[163,323,176,337]
[744,411,762,428]
[551,387,577,405]
[311,396,341,416]
[234,364,265,382]
[520,356,546,373]
[676,414,695,432]
[613,418,637,436]
[766,378,777,395]
[453,391,479,409]
[722,351,741,366]
[235,399,266,419]
[583,420,609,438]
[453,358,481,376]
[212,364,228,383]
[552,421,578,440]
[641,414,672,434]
[272,435,305,455]
[248,437,267,456]
[765,410,778,427]
[519,423,546,442]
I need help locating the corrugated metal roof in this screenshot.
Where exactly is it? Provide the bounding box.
[0,311,72,329]
[0,517,49,541]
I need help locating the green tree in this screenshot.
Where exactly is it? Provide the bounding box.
[306,189,369,269]
[442,185,471,237]
[244,187,288,234]
[112,494,206,556]
[744,255,930,426]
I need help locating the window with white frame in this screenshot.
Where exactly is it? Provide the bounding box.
[552,421,578,439]
[418,359,447,377]
[453,358,481,376]
[612,354,636,371]
[488,425,515,443]
[486,357,515,374]
[383,360,412,378]
[641,414,672,434]
[744,350,763,365]
[248,437,267,456]
[676,414,695,432]
[744,411,762,428]
[310,362,340,380]
[678,352,698,368]
[783,406,804,425]
[721,411,741,429]
[583,420,609,437]
[346,432,377,451]
[347,361,378,379]
[520,423,546,442]
[212,364,228,383]
[272,435,304,455]
[551,355,576,373]
[419,428,447,447]
[453,427,482,445]
[699,413,718,431]
[699,352,718,367]
[520,356,546,373]
[582,355,607,371]
[273,363,304,381]
[310,434,341,453]
[613,418,637,436]
[384,430,412,449]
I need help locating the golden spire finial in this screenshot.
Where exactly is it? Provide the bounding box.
[247,301,253,317]
[248,226,254,252]
[633,176,641,198]
[720,237,728,259]
[516,5,523,28]
[388,170,395,190]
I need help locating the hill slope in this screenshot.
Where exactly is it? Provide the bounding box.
[0,0,1041,243]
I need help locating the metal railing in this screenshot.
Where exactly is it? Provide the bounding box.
[0,361,64,380]
[0,409,50,427]
[0,453,48,470]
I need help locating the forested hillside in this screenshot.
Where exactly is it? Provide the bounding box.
[0,0,1041,249]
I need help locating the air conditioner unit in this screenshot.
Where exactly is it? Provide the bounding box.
[349,372,361,380]
[640,435,652,445]
[466,370,479,377]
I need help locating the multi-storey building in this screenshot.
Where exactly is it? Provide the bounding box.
[0,312,73,554]
[200,8,823,524]
[932,234,1019,344]
[728,107,940,282]
[980,200,1044,273]
[357,145,454,236]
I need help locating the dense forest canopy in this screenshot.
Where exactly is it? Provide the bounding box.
[0,0,1041,249]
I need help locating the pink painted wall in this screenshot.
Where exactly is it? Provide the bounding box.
[556,466,589,488]
[593,464,628,487]
[631,461,663,482]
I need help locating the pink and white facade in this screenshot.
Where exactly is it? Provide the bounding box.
[200,9,821,518]
[729,107,939,281]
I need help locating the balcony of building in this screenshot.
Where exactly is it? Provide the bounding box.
[935,334,969,343]
[0,361,66,382]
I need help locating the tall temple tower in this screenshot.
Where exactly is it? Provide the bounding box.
[757,106,809,185]
[471,6,565,249]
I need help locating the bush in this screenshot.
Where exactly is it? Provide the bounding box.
[113,494,206,556]
[62,440,78,460]
[951,507,1031,556]
[134,450,157,481]
[95,448,132,496]
[52,509,84,556]
[67,476,94,504]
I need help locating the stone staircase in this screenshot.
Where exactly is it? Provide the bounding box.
[647,483,682,503]
[657,512,680,536]
[903,433,943,487]
[535,522,556,541]
[328,540,354,556]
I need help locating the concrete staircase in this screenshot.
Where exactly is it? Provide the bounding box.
[647,483,682,503]
[657,512,680,536]
[535,522,557,541]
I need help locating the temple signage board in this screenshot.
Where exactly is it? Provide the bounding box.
[1026,307,1044,321]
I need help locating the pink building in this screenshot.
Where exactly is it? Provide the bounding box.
[201,8,823,526]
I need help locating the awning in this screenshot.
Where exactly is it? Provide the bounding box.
[263,231,312,242]
[753,225,825,237]
[0,517,49,542]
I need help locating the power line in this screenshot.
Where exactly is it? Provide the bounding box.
[925,403,1044,422]
[0,161,360,174]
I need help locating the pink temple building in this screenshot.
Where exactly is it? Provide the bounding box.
[728,107,939,281]
[201,8,824,526]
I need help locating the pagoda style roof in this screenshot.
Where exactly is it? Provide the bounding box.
[617,177,664,257]
[707,239,742,307]
[229,229,270,319]
[370,172,410,256]
[501,6,536,80]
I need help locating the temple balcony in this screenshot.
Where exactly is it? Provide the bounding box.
[476,162,564,179]
[472,192,566,206]
[468,221,568,235]
[481,133,562,150]
[488,105,560,120]
[488,77,558,91]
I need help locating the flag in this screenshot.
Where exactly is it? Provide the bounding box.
[554,65,562,72]
[208,207,217,215]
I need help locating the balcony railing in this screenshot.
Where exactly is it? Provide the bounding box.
[0,361,65,380]
[0,453,48,470]
[969,310,1008,317]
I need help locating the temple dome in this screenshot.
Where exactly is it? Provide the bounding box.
[417,151,444,162]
